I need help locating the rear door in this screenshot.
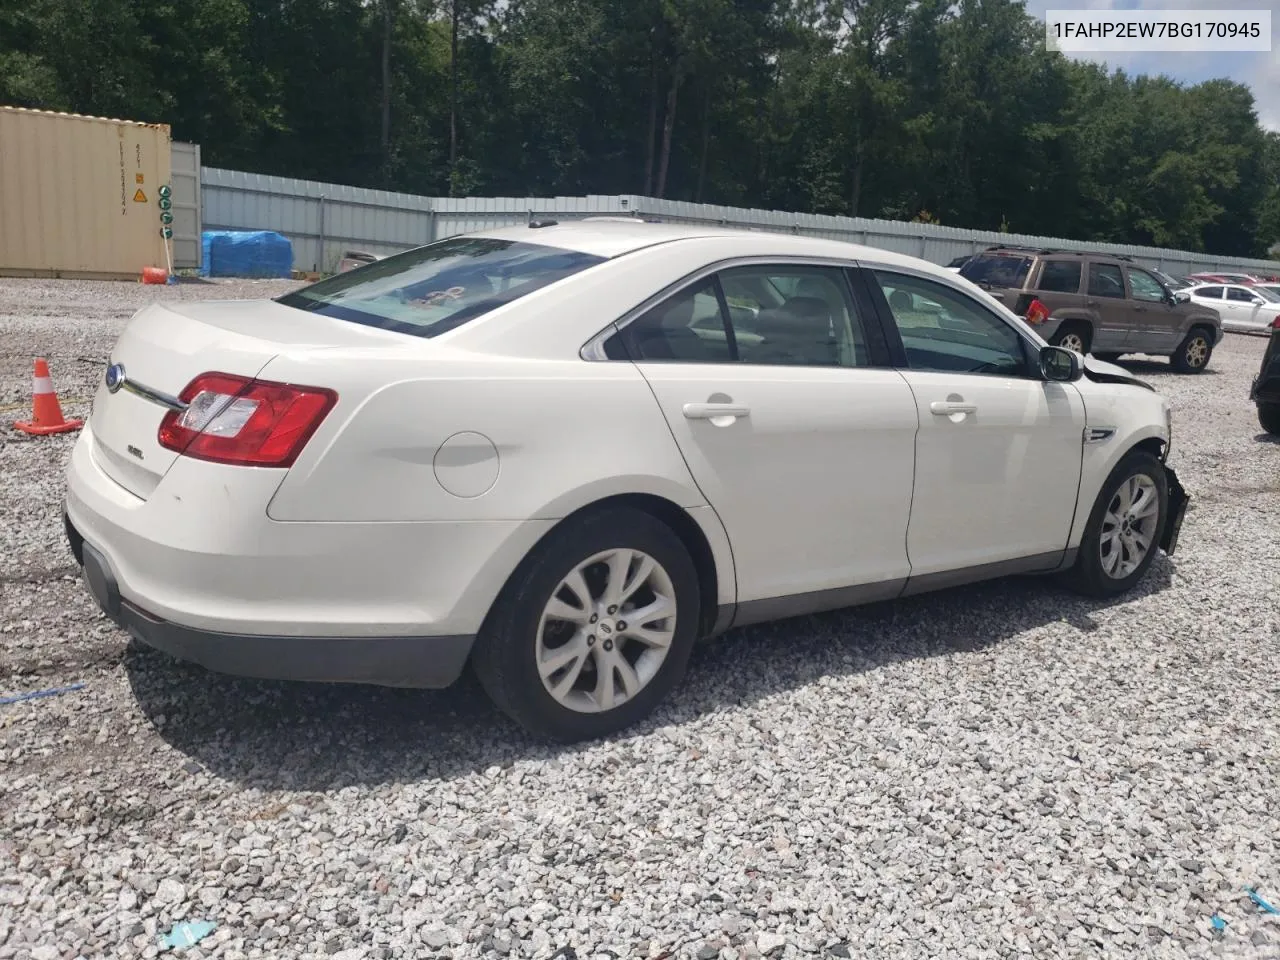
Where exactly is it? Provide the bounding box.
[619,261,920,610]
[1125,265,1181,353]
[1084,261,1131,351]
[862,267,1085,579]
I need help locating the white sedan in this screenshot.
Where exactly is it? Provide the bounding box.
[1183,282,1280,335]
[65,221,1188,741]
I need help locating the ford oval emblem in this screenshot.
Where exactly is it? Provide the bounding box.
[105,363,126,393]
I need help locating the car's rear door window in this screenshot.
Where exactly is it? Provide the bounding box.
[1195,286,1224,299]
[276,236,605,338]
[1037,260,1082,293]
[623,264,871,368]
[1088,263,1126,298]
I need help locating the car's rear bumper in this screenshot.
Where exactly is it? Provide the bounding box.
[67,508,475,688]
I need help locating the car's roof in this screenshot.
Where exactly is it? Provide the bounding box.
[468,219,952,276]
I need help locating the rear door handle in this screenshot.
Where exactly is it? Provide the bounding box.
[930,401,977,416]
[683,402,750,420]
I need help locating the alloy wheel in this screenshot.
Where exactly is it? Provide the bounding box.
[1060,332,1085,353]
[1099,474,1159,579]
[535,548,677,713]
[1185,336,1209,369]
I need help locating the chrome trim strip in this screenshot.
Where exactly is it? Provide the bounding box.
[119,378,187,413]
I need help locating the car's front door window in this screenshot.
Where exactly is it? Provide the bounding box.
[872,271,1028,377]
[1128,268,1166,303]
[1226,286,1258,303]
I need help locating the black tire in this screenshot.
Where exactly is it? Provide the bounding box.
[471,506,701,742]
[1065,449,1168,599]
[1050,322,1092,355]
[1171,326,1213,373]
[1260,402,1280,436]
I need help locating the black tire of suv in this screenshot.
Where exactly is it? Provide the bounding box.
[1171,326,1214,373]
[1064,449,1168,599]
[1050,322,1091,355]
[1259,402,1280,436]
[471,506,701,742]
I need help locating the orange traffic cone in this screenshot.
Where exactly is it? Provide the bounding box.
[13,358,83,436]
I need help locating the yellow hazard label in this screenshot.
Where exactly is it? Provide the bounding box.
[135,173,145,184]
[132,188,147,203]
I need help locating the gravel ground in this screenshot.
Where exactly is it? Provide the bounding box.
[1,276,1278,960]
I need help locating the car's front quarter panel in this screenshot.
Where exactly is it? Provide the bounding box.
[1068,379,1172,548]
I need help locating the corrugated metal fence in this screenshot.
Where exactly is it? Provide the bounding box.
[202,166,1280,276]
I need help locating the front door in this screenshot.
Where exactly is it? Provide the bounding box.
[1125,265,1183,354]
[864,268,1086,579]
[620,262,920,607]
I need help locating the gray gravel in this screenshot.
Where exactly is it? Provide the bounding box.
[2,276,1279,959]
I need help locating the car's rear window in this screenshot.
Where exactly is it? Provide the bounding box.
[958,254,1032,289]
[277,236,606,337]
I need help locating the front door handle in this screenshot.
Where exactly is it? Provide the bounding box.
[930,401,977,416]
[683,402,750,420]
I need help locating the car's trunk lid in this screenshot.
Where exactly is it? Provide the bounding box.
[90,298,402,500]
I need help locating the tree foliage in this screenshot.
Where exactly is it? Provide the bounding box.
[2,0,1276,255]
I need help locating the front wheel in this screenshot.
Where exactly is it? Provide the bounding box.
[472,507,700,742]
[1065,450,1168,598]
[1172,328,1213,373]
[1260,402,1280,436]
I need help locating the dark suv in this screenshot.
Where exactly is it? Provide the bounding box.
[960,247,1224,373]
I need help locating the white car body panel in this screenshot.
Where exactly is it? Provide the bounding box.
[1185,284,1280,335]
[636,362,918,604]
[63,220,1175,690]
[897,371,1086,576]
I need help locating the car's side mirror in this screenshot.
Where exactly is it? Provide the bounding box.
[1039,345,1082,382]
[1252,298,1265,306]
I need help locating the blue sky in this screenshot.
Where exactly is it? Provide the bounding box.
[1023,0,1280,129]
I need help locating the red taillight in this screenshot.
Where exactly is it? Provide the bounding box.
[158,372,337,467]
[1272,315,1280,330]
[1024,298,1050,325]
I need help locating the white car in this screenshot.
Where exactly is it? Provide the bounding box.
[1183,282,1280,335]
[64,221,1188,741]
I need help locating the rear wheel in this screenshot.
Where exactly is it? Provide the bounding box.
[1051,323,1091,355]
[1259,402,1280,435]
[472,507,700,742]
[1065,450,1168,598]
[1172,327,1213,373]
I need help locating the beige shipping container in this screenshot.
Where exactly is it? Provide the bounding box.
[0,106,173,279]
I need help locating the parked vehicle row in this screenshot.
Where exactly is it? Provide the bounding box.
[64,221,1187,741]
[959,247,1223,372]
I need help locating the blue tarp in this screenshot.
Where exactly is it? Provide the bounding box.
[201,230,293,278]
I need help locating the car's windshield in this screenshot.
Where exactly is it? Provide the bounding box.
[276,236,606,338]
[1253,286,1280,302]
[958,254,1032,289]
